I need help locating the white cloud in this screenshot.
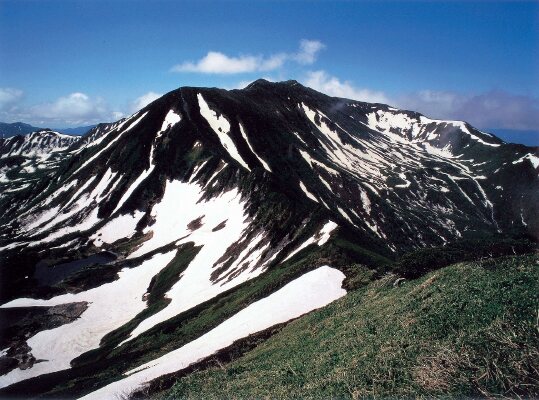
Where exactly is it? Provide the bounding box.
[112,111,125,120]
[259,54,288,71]
[32,93,99,118]
[0,92,122,127]
[171,40,324,74]
[130,91,162,112]
[395,90,539,131]
[172,52,264,74]
[394,90,463,120]
[304,70,390,104]
[303,71,539,131]
[294,40,325,65]
[0,88,23,110]
[29,92,116,126]
[0,90,162,127]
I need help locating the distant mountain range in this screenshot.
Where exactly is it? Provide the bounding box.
[0,122,41,138]
[0,122,96,138]
[53,125,97,136]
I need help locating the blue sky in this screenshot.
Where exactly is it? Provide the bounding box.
[0,0,537,140]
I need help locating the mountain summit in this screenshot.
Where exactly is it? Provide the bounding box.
[0,81,537,397]
[2,80,536,251]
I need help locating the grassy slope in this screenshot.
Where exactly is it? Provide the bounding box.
[164,254,539,399]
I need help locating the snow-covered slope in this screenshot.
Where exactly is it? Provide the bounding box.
[0,130,81,201]
[0,251,177,387]
[81,265,346,399]
[0,80,537,398]
[0,129,80,159]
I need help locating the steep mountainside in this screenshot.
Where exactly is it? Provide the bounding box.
[0,80,537,398]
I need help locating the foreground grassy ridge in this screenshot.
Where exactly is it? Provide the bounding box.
[165,254,539,399]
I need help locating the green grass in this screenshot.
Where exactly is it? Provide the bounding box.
[163,254,539,399]
[146,243,201,306]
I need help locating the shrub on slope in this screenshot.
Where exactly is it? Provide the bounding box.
[393,236,536,279]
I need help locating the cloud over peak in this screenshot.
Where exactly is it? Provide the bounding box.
[295,40,326,65]
[305,70,390,104]
[303,71,539,132]
[171,40,324,74]
[172,52,271,74]
[396,90,539,131]
[130,91,163,113]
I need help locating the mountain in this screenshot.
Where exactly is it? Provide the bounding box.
[0,129,81,159]
[0,122,42,138]
[0,129,81,197]
[0,80,537,398]
[0,122,98,138]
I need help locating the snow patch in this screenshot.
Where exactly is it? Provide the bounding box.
[513,153,539,169]
[198,94,250,171]
[157,109,181,141]
[82,266,346,400]
[359,187,371,214]
[92,211,145,247]
[283,221,338,262]
[239,124,272,172]
[299,181,318,203]
[0,251,177,388]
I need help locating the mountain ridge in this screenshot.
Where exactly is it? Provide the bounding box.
[0,122,42,138]
[0,122,96,138]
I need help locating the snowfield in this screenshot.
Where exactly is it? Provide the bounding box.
[0,251,177,388]
[0,130,80,159]
[82,265,347,400]
[120,179,270,344]
[198,93,250,171]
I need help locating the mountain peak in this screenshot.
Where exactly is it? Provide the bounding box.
[244,79,303,90]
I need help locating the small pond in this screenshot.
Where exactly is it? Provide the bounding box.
[34,252,117,286]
